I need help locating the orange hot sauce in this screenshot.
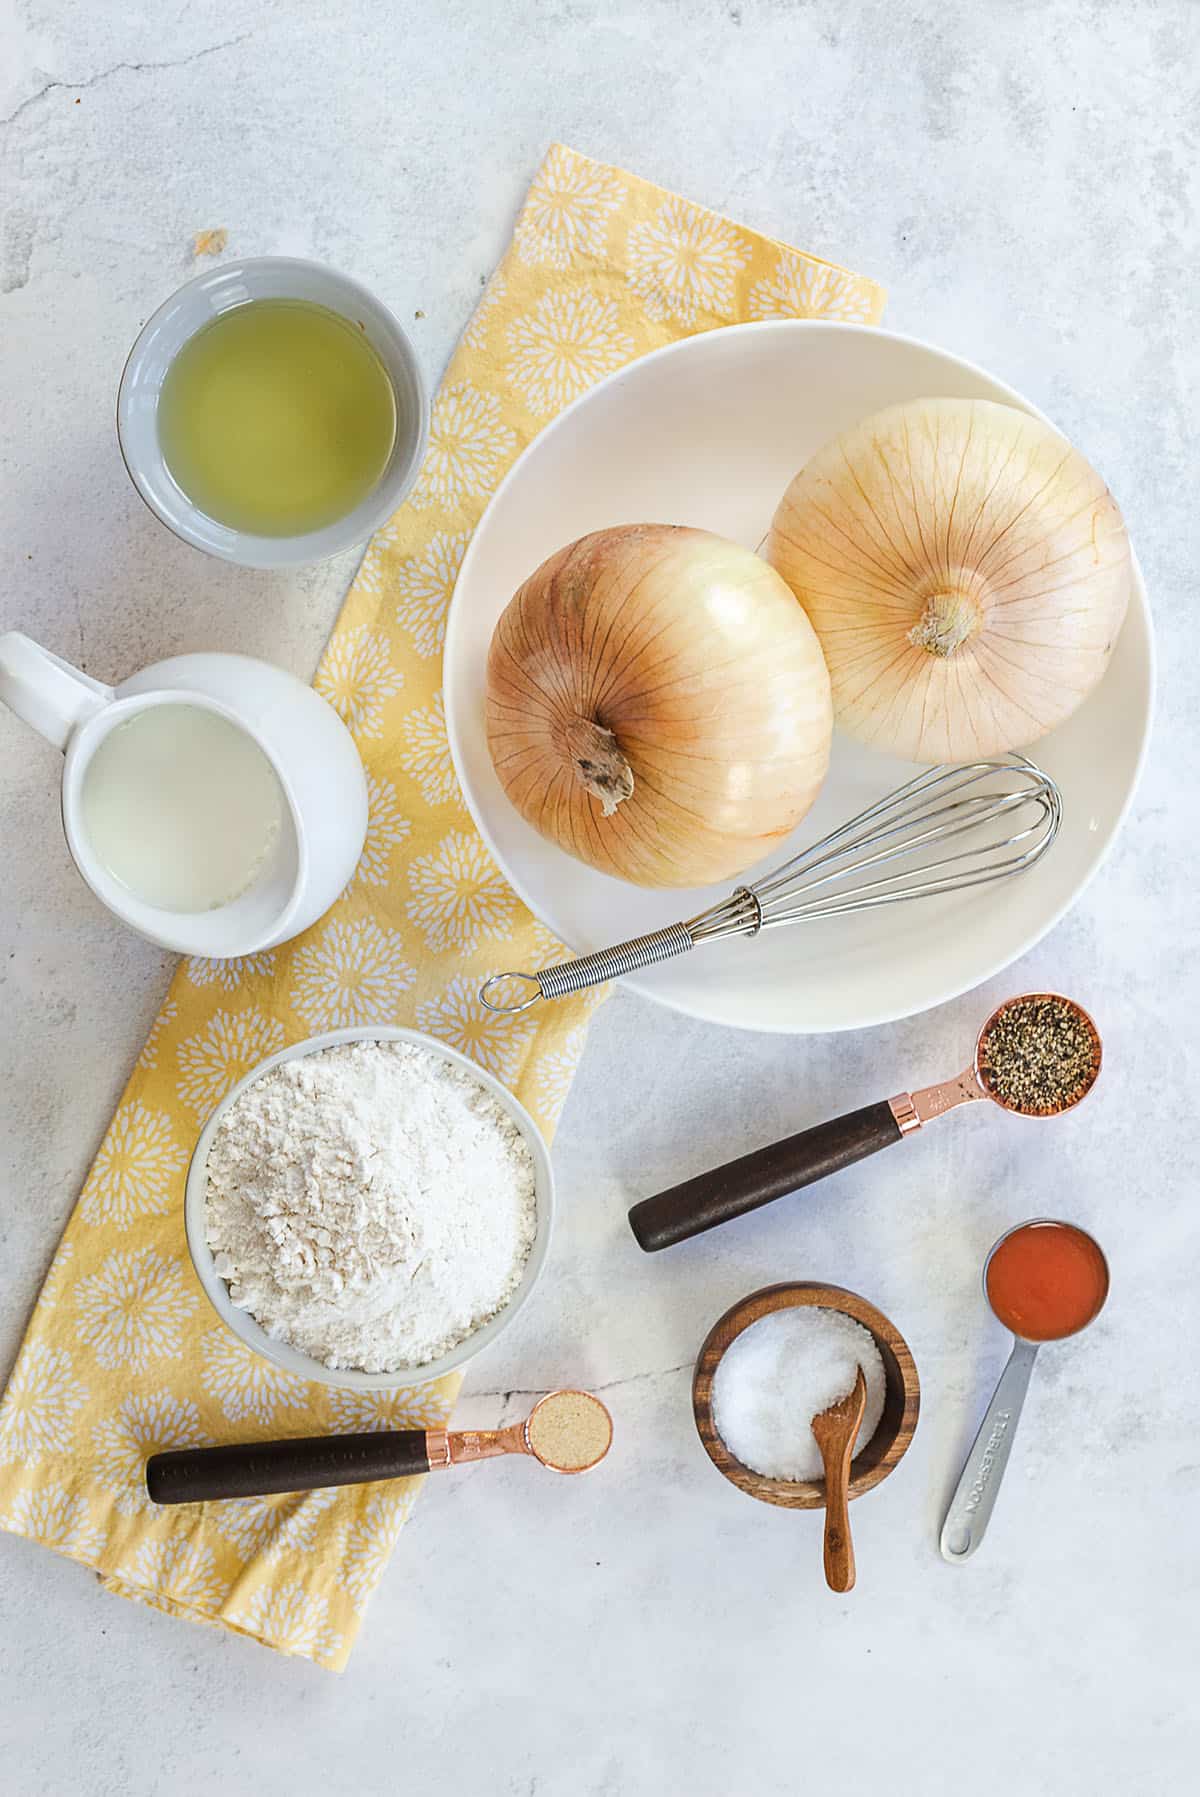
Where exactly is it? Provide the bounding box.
[985,1220,1109,1342]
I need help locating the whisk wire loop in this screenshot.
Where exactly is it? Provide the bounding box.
[686,756,1060,940]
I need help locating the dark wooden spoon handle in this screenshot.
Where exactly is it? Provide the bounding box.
[146,1429,433,1504]
[628,1101,904,1251]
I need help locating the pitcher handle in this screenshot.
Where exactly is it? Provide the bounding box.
[0,632,114,751]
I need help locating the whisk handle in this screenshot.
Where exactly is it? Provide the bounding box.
[628,1102,903,1251]
[480,923,696,1013]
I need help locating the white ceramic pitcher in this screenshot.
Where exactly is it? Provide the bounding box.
[0,632,367,957]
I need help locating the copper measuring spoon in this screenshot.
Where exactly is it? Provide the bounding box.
[629,993,1101,1252]
[940,1220,1109,1561]
[146,1390,613,1504]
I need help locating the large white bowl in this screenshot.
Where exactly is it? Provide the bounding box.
[185,1026,554,1390]
[444,321,1153,1034]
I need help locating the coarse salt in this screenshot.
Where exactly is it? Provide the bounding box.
[711,1307,886,1482]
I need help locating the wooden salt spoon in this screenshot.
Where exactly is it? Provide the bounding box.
[810,1367,867,1593]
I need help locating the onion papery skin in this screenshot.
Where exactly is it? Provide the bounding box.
[764,398,1131,764]
[485,524,833,889]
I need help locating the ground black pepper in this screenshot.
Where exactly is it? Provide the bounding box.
[977,995,1100,1116]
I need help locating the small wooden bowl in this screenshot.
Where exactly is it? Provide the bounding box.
[693,1282,920,1508]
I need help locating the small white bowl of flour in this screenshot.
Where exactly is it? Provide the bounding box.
[185,1027,553,1387]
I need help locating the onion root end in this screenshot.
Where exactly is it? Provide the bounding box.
[907,588,982,658]
[565,716,635,816]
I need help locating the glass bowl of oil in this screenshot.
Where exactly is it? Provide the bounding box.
[117,257,428,568]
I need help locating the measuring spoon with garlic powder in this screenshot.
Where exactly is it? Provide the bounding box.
[940,1220,1109,1562]
[146,1390,613,1504]
[629,993,1101,1252]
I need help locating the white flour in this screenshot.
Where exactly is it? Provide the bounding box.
[205,1041,537,1373]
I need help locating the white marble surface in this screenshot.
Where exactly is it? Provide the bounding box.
[2,2,1197,1790]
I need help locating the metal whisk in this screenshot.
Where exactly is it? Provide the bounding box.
[479,755,1062,1014]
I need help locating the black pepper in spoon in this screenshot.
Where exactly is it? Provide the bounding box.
[976,995,1101,1116]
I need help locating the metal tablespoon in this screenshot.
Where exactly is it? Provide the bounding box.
[940,1220,1109,1562]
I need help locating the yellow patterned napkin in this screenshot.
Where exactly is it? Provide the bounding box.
[0,145,884,1670]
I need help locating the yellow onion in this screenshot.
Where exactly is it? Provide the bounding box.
[764,398,1131,763]
[485,524,832,888]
